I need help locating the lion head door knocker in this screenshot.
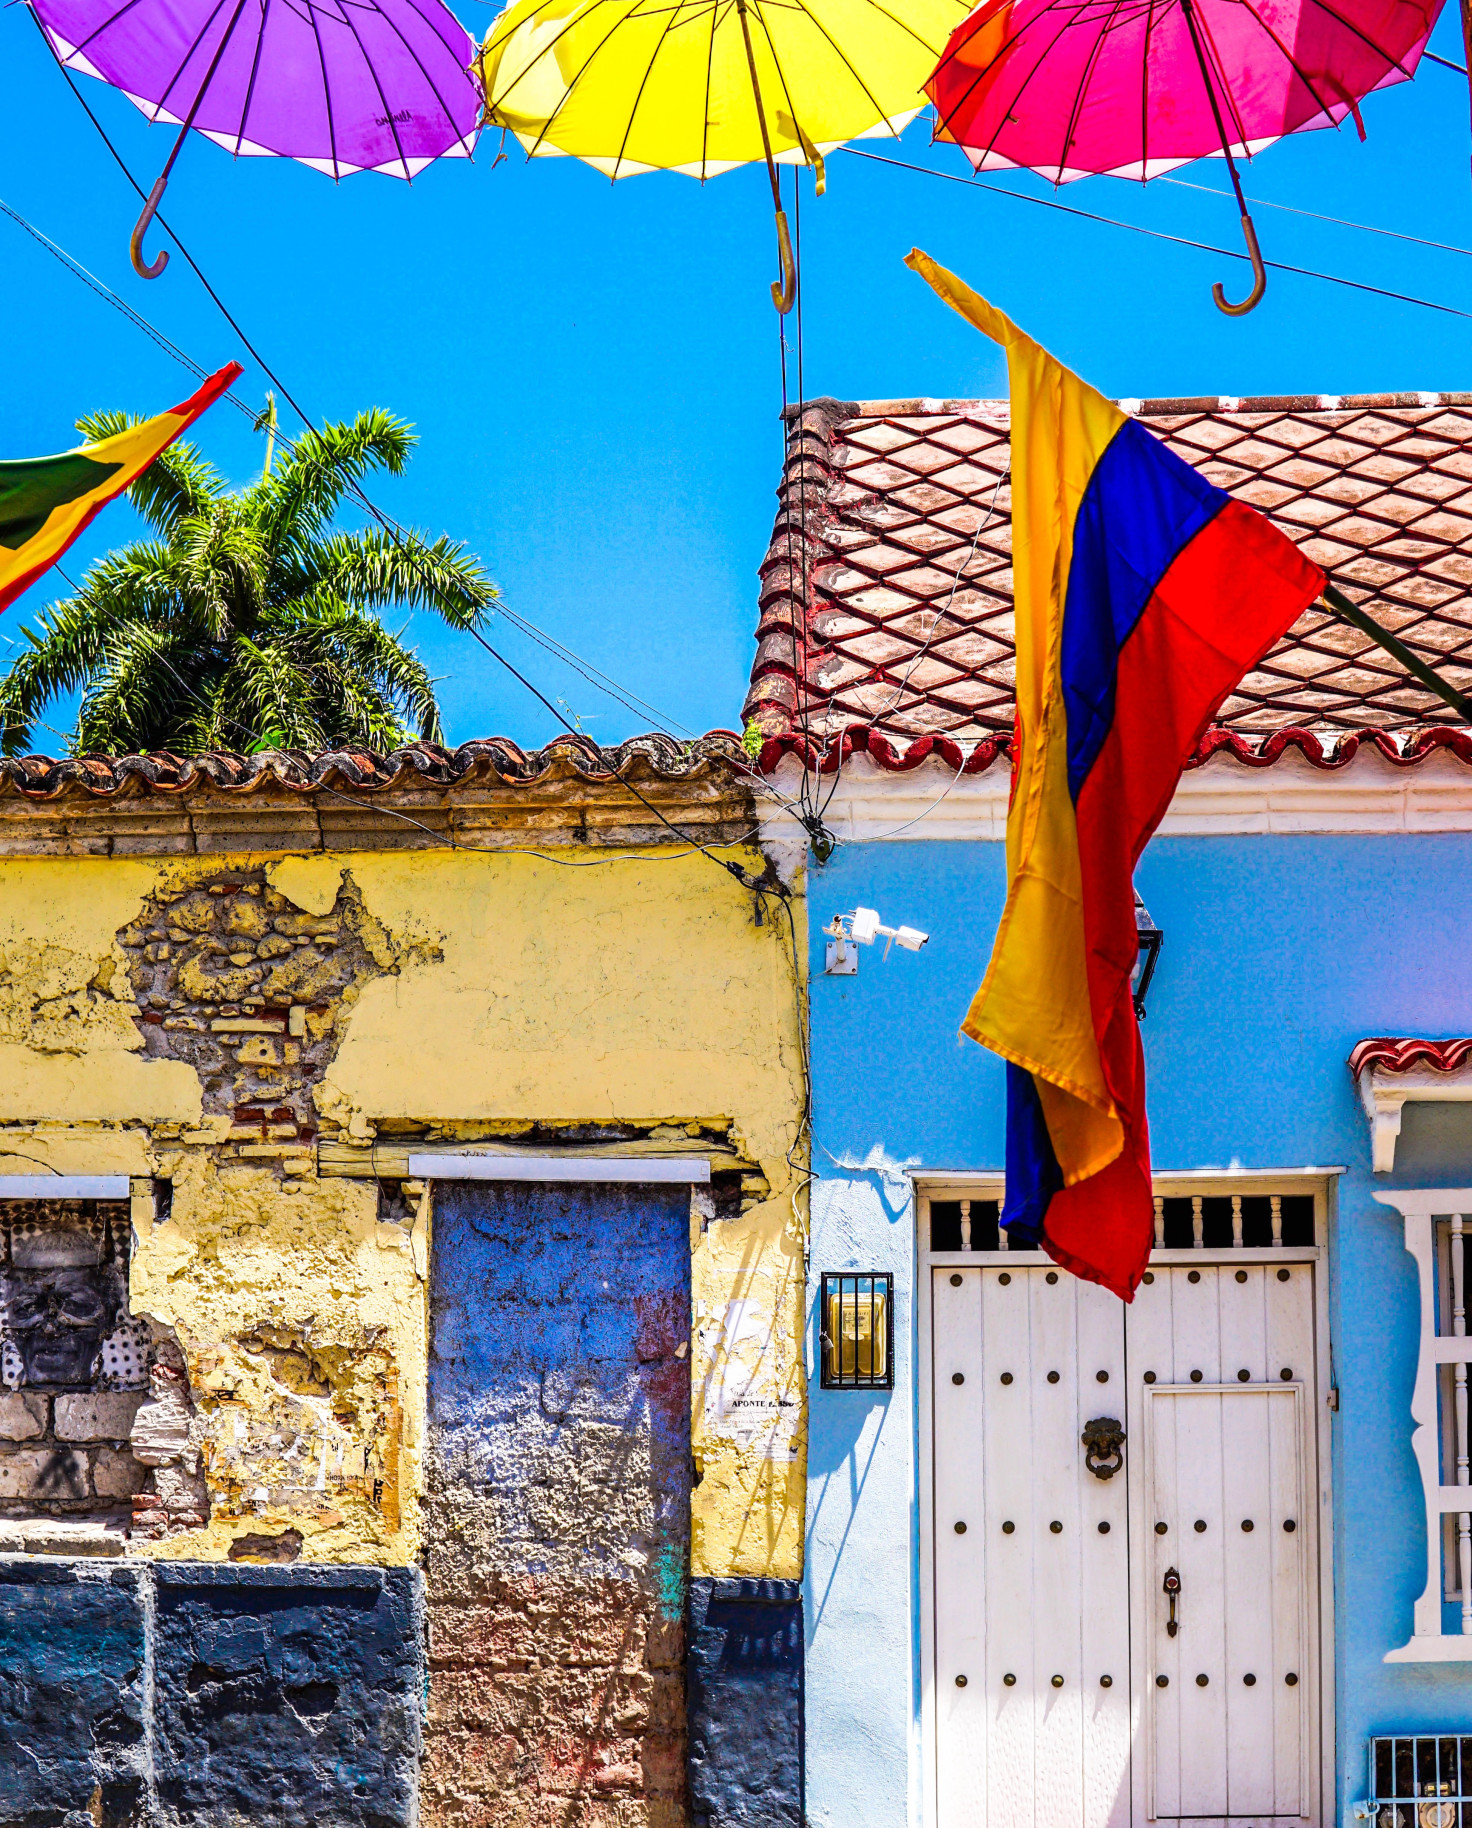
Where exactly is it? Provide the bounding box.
[1081,1415,1126,1480]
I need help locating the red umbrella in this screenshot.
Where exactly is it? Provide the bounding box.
[925,0,1444,314]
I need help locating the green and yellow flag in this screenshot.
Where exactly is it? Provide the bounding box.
[0,363,241,616]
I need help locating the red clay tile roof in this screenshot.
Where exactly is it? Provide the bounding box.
[744,391,1472,766]
[0,733,747,800]
[1349,1037,1472,1079]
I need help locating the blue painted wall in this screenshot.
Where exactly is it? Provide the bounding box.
[804,832,1472,1828]
[0,1560,147,1826]
[424,1179,693,1823]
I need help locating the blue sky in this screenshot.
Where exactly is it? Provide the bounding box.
[2,1,1471,751]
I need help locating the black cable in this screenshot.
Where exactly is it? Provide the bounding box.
[46,49,786,888]
[843,147,1472,322]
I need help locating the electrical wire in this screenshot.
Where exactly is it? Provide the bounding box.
[1156,174,1472,261]
[841,147,1472,321]
[0,190,707,744]
[0,196,259,408]
[25,59,786,879]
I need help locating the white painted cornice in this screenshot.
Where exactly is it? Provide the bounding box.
[1358,1065,1472,1172]
[757,745,1472,854]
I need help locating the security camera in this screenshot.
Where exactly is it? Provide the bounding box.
[823,907,929,974]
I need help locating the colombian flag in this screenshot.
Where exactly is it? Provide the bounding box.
[908,252,1324,1299]
[0,364,242,617]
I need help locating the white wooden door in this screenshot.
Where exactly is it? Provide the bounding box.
[933,1264,1131,1828]
[1127,1265,1316,1828]
[932,1257,1319,1828]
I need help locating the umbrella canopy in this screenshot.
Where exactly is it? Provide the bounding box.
[927,0,1441,182]
[34,0,481,273]
[925,0,1442,310]
[477,0,969,178]
[476,0,971,306]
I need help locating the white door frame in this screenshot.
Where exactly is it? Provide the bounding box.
[915,1171,1339,1828]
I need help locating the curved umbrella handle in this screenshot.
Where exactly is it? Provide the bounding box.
[771,207,796,315]
[1213,212,1266,317]
[130,175,171,280]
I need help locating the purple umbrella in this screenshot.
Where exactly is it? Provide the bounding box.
[32,0,482,277]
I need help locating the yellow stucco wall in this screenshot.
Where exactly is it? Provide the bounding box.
[0,843,806,1577]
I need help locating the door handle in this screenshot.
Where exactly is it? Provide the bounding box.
[1163,1566,1181,1637]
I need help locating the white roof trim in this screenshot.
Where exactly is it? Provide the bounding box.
[0,1176,131,1199]
[758,745,1472,856]
[408,1154,710,1183]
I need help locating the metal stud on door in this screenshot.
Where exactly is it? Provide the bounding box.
[932,1263,1130,1828]
[1127,1259,1317,1827]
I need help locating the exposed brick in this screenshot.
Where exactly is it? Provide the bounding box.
[55,1392,146,1442]
[0,1393,47,1441]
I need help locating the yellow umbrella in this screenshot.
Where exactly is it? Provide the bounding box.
[475,0,971,309]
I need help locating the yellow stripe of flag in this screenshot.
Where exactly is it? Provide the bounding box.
[0,363,242,616]
[906,251,1124,1183]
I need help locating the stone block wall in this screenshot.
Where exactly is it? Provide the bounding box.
[0,1560,421,1828]
[424,1180,693,1827]
[0,1389,147,1513]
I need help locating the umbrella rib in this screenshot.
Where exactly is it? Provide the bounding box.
[333,0,414,175]
[509,1,655,161]
[1209,0,1402,134]
[301,0,342,176]
[1189,2,1261,150]
[1053,0,1132,184]
[751,0,900,146]
[233,0,275,158]
[1139,0,1154,175]
[1283,0,1427,82]
[702,0,720,176]
[943,0,1089,177]
[611,0,689,174]
[341,0,476,158]
[827,0,972,59]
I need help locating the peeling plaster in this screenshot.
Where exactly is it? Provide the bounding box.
[0,844,806,1579]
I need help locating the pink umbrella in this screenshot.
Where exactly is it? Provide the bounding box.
[32,0,482,278]
[926,0,1444,314]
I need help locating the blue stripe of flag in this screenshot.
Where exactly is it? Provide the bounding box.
[1061,420,1229,803]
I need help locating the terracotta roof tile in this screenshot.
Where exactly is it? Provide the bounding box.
[745,391,1472,756]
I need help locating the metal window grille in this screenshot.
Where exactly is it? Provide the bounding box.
[1367,1737,1472,1828]
[819,1272,894,1391]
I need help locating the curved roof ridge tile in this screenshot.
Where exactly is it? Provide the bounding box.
[756,722,1472,774]
[1349,1036,1472,1078]
[0,732,749,802]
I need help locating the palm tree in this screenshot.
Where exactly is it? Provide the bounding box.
[0,406,494,757]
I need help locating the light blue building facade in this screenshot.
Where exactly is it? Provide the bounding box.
[745,389,1472,1828]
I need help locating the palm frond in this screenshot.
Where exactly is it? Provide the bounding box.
[74,622,209,756]
[4,402,476,757]
[258,409,415,547]
[75,414,226,535]
[272,595,444,740]
[282,526,495,630]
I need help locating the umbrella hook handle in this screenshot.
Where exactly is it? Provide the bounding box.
[1212,211,1266,317]
[130,174,171,280]
[772,207,797,315]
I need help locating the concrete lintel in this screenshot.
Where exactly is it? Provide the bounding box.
[0,1176,132,1200]
[407,1153,711,1184]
